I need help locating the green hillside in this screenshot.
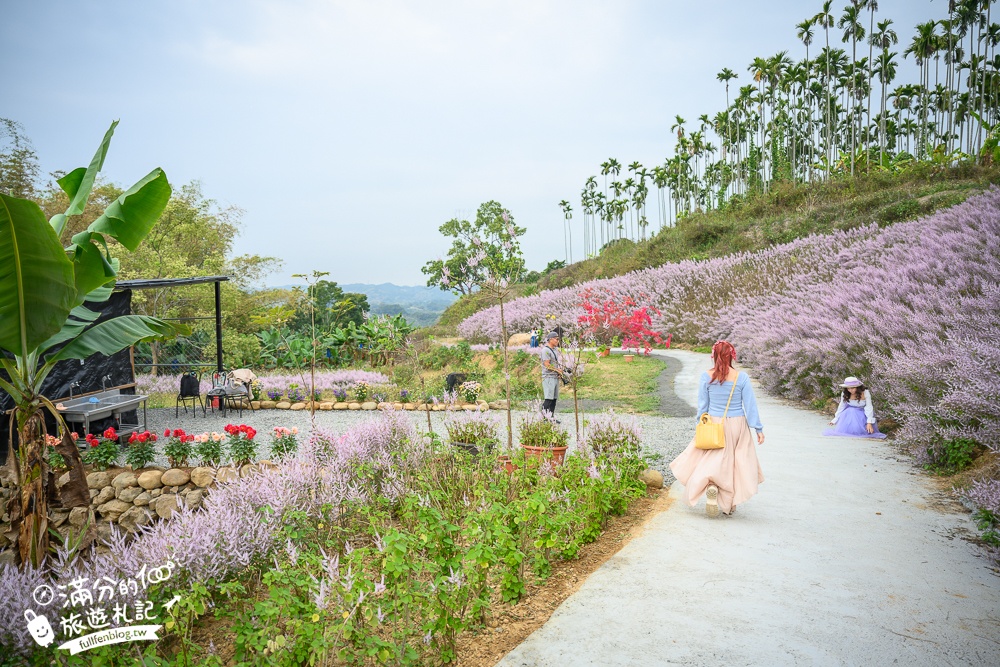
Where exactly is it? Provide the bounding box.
[433,165,1000,334]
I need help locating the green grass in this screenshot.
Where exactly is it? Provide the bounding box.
[572,354,665,414]
[431,165,1000,333]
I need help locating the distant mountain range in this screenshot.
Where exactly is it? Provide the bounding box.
[341,283,457,327]
[269,282,458,327]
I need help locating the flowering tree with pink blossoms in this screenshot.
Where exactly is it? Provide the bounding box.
[441,202,525,450]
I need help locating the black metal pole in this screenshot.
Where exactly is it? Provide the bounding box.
[215,281,223,372]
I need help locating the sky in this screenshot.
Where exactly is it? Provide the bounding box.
[2,0,939,287]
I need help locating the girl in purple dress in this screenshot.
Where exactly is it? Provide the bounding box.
[823,376,887,439]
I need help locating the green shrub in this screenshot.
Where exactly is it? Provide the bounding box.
[925,436,978,473]
[973,509,1000,547]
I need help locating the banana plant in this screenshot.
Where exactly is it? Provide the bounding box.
[0,122,186,568]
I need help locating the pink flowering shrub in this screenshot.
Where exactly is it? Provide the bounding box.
[460,188,1000,454]
[578,289,666,354]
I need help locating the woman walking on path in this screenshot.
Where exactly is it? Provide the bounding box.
[823,377,887,439]
[670,341,765,517]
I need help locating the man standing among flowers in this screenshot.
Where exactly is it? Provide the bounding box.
[540,331,562,421]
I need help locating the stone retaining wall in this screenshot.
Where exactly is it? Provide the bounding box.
[0,461,273,564]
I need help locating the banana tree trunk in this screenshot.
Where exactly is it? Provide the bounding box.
[8,409,91,568]
[14,412,49,567]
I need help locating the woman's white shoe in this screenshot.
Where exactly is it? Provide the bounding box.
[705,484,720,518]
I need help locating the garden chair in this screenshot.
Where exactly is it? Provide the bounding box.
[175,370,205,417]
[222,368,257,418]
[205,370,231,416]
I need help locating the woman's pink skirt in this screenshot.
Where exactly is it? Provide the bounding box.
[669,415,764,514]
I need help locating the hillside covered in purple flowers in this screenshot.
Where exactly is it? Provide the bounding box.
[459,189,1000,457]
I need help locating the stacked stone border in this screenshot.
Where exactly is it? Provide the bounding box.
[250,399,506,411]
[0,462,274,564]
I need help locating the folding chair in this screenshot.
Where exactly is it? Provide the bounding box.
[206,370,229,416]
[175,371,206,417]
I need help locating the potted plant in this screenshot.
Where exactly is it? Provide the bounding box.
[597,344,611,358]
[459,380,483,404]
[163,428,195,467]
[250,380,264,401]
[354,380,370,402]
[445,410,500,456]
[519,411,570,464]
[125,430,158,469]
[82,427,122,471]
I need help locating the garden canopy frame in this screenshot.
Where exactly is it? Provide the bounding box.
[115,275,229,374]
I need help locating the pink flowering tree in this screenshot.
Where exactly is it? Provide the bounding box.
[442,202,526,449]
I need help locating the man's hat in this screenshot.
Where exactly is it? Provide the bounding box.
[545,331,560,341]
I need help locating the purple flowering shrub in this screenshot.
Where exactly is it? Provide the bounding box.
[0,406,652,664]
[461,189,1000,456]
[136,370,391,399]
[582,411,642,458]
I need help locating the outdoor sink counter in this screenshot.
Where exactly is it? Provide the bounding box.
[57,389,149,441]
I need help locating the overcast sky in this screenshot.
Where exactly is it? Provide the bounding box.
[3,0,938,286]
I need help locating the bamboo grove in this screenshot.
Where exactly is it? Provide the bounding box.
[560,0,1000,261]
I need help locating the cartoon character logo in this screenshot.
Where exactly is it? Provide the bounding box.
[24,610,55,647]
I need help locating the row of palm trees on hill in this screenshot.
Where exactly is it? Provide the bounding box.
[559,0,1000,261]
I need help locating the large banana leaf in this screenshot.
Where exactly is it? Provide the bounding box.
[0,194,76,358]
[46,315,187,364]
[36,302,104,352]
[87,168,170,251]
[49,121,118,239]
[68,238,117,300]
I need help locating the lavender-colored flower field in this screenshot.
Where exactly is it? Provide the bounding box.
[136,369,391,398]
[459,188,1000,455]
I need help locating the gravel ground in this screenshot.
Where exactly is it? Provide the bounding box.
[125,352,698,478]
[138,407,692,482]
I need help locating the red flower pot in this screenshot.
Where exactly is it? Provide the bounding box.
[519,444,568,465]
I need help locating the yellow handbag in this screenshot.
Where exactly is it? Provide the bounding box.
[695,378,738,450]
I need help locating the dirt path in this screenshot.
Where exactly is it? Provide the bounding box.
[497,350,1000,667]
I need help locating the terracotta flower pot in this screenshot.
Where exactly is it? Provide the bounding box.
[624,354,635,362]
[598,349,610,357]
[498,455,517,474]
[519,444,568,465]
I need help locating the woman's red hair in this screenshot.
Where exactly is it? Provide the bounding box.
[710,340,736,384]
